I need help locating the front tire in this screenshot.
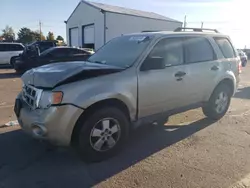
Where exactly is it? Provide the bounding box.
[75,107,129,162]
[202,84,231,120]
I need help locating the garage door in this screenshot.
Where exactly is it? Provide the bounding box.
[84,25,94,44]
[70,27,79,47]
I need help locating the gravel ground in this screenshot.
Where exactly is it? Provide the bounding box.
[0,64,250,188]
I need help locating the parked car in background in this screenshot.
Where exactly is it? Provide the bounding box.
[25,40,57,54]
[11,41,57,67]
[0,43,24,65]
[13,47,92,73]
[237,49,247,67]
[15,28,240,162]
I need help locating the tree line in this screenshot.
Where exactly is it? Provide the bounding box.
[0,25,65,44]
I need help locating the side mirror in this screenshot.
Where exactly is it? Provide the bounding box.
[141,56,165,71]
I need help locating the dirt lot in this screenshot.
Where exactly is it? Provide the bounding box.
[0,65,250,188]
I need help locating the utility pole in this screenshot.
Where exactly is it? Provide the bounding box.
[39,20,42,41]
[184,15,187,30]
[201,22,204,28]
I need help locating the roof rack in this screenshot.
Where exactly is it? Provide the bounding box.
[174,27,219,33]
[141,30,162,33]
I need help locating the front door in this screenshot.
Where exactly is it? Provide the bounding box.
[138,37,188,118]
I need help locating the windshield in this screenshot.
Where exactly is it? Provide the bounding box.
[88,35,153,68]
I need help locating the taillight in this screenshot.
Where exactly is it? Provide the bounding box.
[238,60,242,73]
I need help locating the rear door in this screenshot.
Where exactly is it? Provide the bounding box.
[8,44,24,58]
[0,44,24,64]
[213,37,239,84]
[182,36,219,103]
[138,37,188,118]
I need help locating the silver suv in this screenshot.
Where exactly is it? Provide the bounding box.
[15,28,241,162]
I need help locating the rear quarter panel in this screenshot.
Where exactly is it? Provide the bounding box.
[205,36,239,100]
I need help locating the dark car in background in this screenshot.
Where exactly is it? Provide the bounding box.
[13,47,92,73]
[237,49,247,67]
[10,41,57,66]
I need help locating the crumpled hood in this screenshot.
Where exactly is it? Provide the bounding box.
[21,61,124,88]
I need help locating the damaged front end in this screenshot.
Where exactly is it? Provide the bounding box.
[20,61,125,109]
[21,61,125,89]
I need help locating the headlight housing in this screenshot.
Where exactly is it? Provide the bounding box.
[39,91,63,108]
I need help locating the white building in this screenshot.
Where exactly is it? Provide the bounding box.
[66,1,182,50]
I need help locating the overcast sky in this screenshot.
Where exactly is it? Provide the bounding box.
[1,0,249,48]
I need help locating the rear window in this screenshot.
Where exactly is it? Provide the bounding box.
[185,37,215,64]
[214,37,235,58]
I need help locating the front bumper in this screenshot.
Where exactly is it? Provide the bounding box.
[15,94,83,146]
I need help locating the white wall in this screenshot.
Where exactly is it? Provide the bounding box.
[106,12,182,42]
[66,2,104,49]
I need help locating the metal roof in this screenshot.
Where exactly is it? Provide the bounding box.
[67,0,182,23]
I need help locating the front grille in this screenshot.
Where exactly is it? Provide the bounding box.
[22,85,42,109]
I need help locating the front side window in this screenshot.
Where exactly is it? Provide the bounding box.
[185,37,215,64]
[88,35,153,68]
[214,37,235,58]
[147,37,184,66]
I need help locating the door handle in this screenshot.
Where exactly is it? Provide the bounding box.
[175,71,186,77]
[211,65,219,71]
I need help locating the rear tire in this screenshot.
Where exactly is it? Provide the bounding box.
[202,84,231,120]
[75,107,129,163]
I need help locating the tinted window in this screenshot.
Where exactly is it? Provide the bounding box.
[69,48,88,55]
[148,38,184,66]
[214,38,235,58]
[39,42,55,52]
[50,48,71,57]
[8,44,24,51]
[0,44,4,52]
[185,37,215,64]
[39,47,55,57]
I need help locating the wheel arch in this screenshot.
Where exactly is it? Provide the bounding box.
[71,98,131,146]
[212,78,235,99]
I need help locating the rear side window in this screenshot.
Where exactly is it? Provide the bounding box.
[0,44,4,52]
[50,48,71,57]
[8,44,24,51]
[214,37,235,58]
[39,42,55,52]
[69,48,88,55]
[185,37,215,64]
[0,44,23,51]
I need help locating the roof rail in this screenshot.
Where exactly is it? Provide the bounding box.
[174,27,219,33]
[141,30,162,33]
